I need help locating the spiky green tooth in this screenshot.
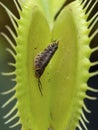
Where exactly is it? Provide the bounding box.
[87,86,98,93]
[82,102,91,113]
[86,95,97,100]
[86,0,98,17]
[1,87,15,95]
[81,111,89,123]
[9,120,21,128]
[3,103,20,128]
[0,32,16,50]
[79,116,88,130]
[92,46,98,53]
[6,48,16,58]
[5,25,16,40]
[0,2,19,30]
[14,0,22,9]
[13,0,22,13]
[8,62,15,67]
[76,108,88,129]
[1,95,16,108]
[3,104,17,119]
[88,12,98,26]
[77,124,83,130]
[83,0,92,13]
[0,2,18,21]
[10,16,18,30]
[2,71,15,76]
[90,29,98,40]
[81,0,87,7]
[89,17,98,31]
[5,113,19,124]
[90,70,98,77]
[91,61,98,66]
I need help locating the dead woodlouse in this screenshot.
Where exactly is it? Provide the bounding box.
[34,40,59,96]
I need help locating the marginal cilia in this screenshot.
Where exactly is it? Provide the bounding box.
[0,0,98,130]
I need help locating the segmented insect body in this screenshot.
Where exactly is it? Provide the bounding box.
[34,40,59,78]
[34,40,59,95]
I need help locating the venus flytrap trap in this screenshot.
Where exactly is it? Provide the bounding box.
[0,0,98,130]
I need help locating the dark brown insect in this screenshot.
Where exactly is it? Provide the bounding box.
[34,40,59,96]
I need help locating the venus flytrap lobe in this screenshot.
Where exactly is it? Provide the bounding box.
[0,0,98,130]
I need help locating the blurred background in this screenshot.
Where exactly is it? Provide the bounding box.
[0,0,98,130]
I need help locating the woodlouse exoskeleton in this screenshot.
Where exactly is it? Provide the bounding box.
[34,40,59,96]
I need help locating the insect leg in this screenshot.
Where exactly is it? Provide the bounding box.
[38,78,43,96]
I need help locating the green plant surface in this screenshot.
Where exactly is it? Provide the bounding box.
[0,0,98,130]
